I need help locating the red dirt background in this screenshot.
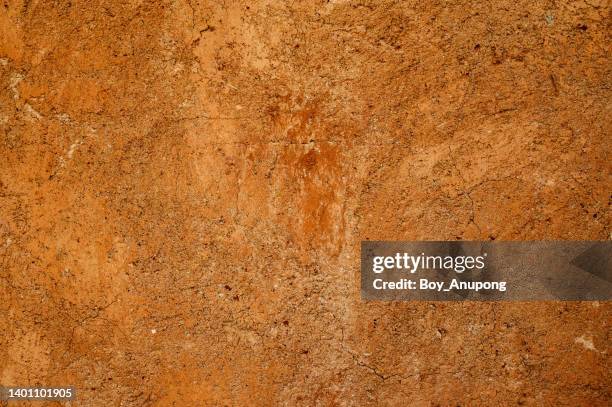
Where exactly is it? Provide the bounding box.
[1,0,610,405]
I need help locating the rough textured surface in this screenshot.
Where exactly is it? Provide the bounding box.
[0,0,610,405]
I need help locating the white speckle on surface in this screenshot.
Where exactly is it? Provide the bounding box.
[67,140,83,159]
[575,335,597,352]
[151,329,157,334]
[172,62,184,75]
[9,73,24,99]
[545,13,554,26]
[24,103,42,119]
[57,113,71,123]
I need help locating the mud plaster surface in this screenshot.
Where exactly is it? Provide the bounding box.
[0,1,610,406]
